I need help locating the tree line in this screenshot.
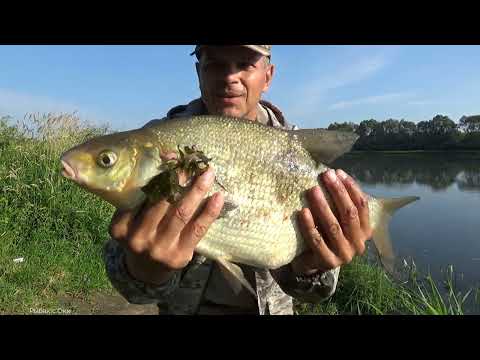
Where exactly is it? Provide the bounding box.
[327,114,480,151]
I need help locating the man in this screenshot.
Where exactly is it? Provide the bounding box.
[104,45,372,315]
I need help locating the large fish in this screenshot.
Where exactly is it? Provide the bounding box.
[60,115,419,295]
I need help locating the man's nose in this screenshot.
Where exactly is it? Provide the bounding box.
[220,64,241,83]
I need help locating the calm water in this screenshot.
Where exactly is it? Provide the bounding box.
[332,151,480,313]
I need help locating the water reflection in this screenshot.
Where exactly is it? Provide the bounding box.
[457,171,480,192]
[332,151,480,314]
[332,152,480,192]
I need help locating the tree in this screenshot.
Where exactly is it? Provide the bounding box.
[399,120,417,136]
[382,119,400,134]
[328,122,358,133]
[417,120,430,134]
[325,114,480,151]
[459,116,469,133]
[459,115,480,133]
[357,119,378,137]
[430,115,456,135]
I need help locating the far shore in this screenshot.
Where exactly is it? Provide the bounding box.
[350,149,480,154]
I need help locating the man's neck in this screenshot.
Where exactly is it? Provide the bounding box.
[243,108,259,122]
[199,99,260,122]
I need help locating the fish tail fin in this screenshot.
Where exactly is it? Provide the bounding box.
[372,196,420,274]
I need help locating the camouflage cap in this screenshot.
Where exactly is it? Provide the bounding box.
[190,45,272,58]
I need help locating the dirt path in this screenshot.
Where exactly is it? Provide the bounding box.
[58,292,160,315]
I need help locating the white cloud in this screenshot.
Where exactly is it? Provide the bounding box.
[311,53,390,92]
[407,100,437,106]
[329,92,415,110]
[284,50,395,121]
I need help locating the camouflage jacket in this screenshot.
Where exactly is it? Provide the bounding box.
[103,98,341,315]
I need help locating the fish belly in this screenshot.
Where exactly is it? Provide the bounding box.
[195,206,306,269]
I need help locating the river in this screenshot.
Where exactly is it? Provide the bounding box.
[332,151,480,314]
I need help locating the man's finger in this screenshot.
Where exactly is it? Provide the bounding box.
[161,167,215,239]
[295,208,339,273]
[180,192,224,251]
[321,169,362,243]
[109,209,136,242]
[337,169,371,238]
[307,186,353,261]
[133,200,171,238]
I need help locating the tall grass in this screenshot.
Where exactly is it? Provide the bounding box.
[1,113,477,314]
[294,255,478,315]
[398,261,476,315]
[0,113,115,313]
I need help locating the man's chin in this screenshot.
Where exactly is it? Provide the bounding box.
[206,102,248,119]
[216,108,244,119]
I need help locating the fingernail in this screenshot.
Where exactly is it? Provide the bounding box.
[326,169,337,182]
[199,168,214,185]
[310,186,324,202]
[212,192,224,209]
[337,169,348,180]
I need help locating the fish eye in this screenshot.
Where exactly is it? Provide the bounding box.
[97,150,118,168]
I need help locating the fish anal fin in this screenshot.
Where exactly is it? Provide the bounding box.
[215,257,257,298]
[217,199,239,219]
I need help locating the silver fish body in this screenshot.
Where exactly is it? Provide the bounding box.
[61,115,419,276]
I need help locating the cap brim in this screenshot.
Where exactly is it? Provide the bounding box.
[243,45,271,57]
[190,45,270,57]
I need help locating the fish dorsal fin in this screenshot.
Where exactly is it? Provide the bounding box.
[287,129,359,165]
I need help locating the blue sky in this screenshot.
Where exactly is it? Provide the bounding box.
[1,45,479,131]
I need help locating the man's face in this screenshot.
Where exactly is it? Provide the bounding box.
[195,46,274,121]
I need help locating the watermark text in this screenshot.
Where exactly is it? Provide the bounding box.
[29,308,73,315]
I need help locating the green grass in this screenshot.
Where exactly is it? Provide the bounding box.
[1,113,478,315]
[294,255,478,315]
[0,113,115,314]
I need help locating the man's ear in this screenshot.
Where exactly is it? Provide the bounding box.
[263,63,275,93]
[195,62,201,82]
[195,62,204,94]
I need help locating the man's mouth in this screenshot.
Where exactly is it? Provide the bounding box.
[216,94,244,105]
[217,91,244,98]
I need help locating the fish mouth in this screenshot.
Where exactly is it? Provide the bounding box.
[61,160,77,181]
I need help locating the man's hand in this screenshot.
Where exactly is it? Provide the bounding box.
[108,167,224,286]
[292,169,372,276]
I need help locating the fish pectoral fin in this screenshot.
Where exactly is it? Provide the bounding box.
[218,199,239,219]
[288,129,359,165]
[215,257,257,298]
